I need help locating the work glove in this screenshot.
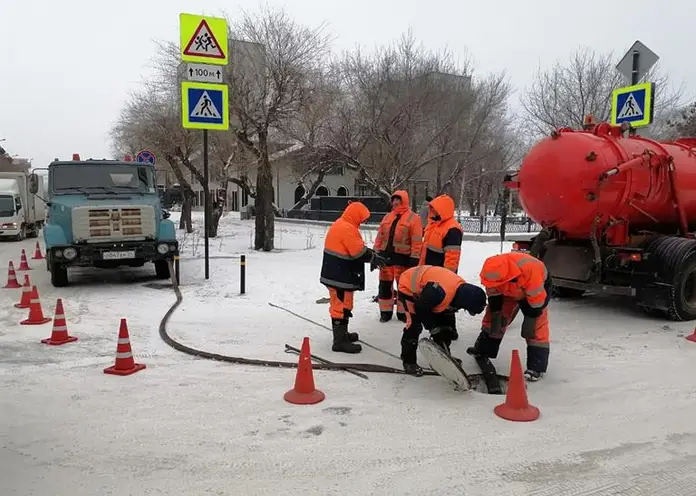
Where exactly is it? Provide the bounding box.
[489,311,503,336]
[408,257,419,267]
[370,252,387,272]
[521,316,537,339]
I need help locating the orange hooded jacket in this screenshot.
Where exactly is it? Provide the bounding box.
[419,195,463,272]
[320,202,373,291]
[373,190,423,267]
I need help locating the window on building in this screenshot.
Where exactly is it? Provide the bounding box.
[316,185,329,196]
[336,186,348,196]
[294,184,306,203]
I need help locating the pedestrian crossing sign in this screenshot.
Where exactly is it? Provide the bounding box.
[181,81,229,130]
[611,81,654,128]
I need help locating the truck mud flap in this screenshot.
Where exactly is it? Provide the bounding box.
[474,356,502,395]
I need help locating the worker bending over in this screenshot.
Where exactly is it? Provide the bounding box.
[419,194,464,340]
[320,201,387,354]
[468,252,552,381]
[397,265,487,376]
[374,190,423,323]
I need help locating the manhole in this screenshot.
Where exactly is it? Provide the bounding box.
[466,373,509,395]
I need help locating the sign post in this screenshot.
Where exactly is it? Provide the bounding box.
[179,13,229,281]
[615,41,659,135]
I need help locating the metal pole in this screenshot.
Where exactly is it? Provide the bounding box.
[203,129,210,280]
[240,254,246,294]
[629,50,640,137]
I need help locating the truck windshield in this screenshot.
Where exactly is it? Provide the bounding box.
[52,165,157,195]
[0,196,14,216]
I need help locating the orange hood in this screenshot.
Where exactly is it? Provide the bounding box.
[480,254,522,288]
[341,202,371,227]
[391,190,410,214]
[429,195,455,221]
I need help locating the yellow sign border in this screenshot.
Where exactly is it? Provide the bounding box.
[181,81,229,131]
[610,81,654,128]
[179,13,229,66]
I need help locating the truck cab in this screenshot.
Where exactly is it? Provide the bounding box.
[30,154,179,287]
[0,181,24,239]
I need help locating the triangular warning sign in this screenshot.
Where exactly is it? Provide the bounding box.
[190,91,221,118]
[617,93,644,119]
[183,20,225,59]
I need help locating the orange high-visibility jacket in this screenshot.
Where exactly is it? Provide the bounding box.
[374,190,423,266]
[398,265,465,314]
[420,195,463,272]
[320,202,373,291]
[480,252,550,312]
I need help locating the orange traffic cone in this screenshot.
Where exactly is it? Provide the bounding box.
[41,299,78,346]
[686,327,696,343]
[3,261,21,288]
[104,319,146,376]
[18,249,31,271]
[493,349,540,422]
[14,275,32,308]
[32,241,44,260]
[284,337,325,405]
[20,286,52,325]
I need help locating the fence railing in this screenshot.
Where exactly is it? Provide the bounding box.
[284,209,540,234]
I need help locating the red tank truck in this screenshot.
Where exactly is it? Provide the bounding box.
[505,119,696,321]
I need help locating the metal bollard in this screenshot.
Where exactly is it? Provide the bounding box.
[240,255,246,294]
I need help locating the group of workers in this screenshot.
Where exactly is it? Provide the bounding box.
[319,191,551,382]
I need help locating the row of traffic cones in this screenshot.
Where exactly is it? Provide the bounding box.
[2,243,43,289]
[7,260,145,375]
[284,337,541,422]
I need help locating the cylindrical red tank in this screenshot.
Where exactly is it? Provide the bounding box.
[514,125,696,240]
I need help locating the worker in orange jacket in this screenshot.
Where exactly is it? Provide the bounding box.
[320,202,387,354]
[419,194,464,339]
[397,265,487,376]
[467,252,552,381]
[374,190,423,323]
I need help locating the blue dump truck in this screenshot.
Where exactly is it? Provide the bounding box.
[28,154,179,287]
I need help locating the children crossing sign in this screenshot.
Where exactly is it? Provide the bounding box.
[611,82,654,128]
[181,82,229,130]
[180,13,228,65]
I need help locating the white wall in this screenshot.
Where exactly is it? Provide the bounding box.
[225,160,358,212]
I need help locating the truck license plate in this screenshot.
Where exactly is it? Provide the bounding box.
[102,250,135,260]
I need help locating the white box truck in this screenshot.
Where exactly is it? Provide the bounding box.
[0,171,45,240]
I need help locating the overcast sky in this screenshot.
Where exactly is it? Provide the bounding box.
[1,0,694,169]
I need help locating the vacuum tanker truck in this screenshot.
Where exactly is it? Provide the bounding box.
[505,120,696,321]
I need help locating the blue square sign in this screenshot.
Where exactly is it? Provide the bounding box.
[181,82,229,130]
[611,82,654,128]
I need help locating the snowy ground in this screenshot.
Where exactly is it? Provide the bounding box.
[3,212,696,495]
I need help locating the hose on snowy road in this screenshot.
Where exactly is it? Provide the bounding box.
[158,260,438,376]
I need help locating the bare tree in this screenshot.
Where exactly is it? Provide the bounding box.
[224,6,333,251]
[520,46,684,139]
[321,31,511,204]
[667,100,696,137]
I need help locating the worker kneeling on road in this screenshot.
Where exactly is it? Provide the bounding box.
[469,252,552,382]
[397,265,487,376]
[320,201,387,354]
[374,190,423,323]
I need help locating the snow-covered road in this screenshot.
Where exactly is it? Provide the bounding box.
[3,213,696,495]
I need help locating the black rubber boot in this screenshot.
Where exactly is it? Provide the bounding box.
[380,311,393,322]
[331,319,361,354]
[396,312,407,323]
[403,362,424,376]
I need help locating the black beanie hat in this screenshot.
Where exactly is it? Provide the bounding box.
[452,283,487,315]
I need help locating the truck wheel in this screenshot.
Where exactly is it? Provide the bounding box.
[668,254,696,321]
[154,260,170,279]
[553,287,586,298]
[15,225,26,241]
[50,263,68,287]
